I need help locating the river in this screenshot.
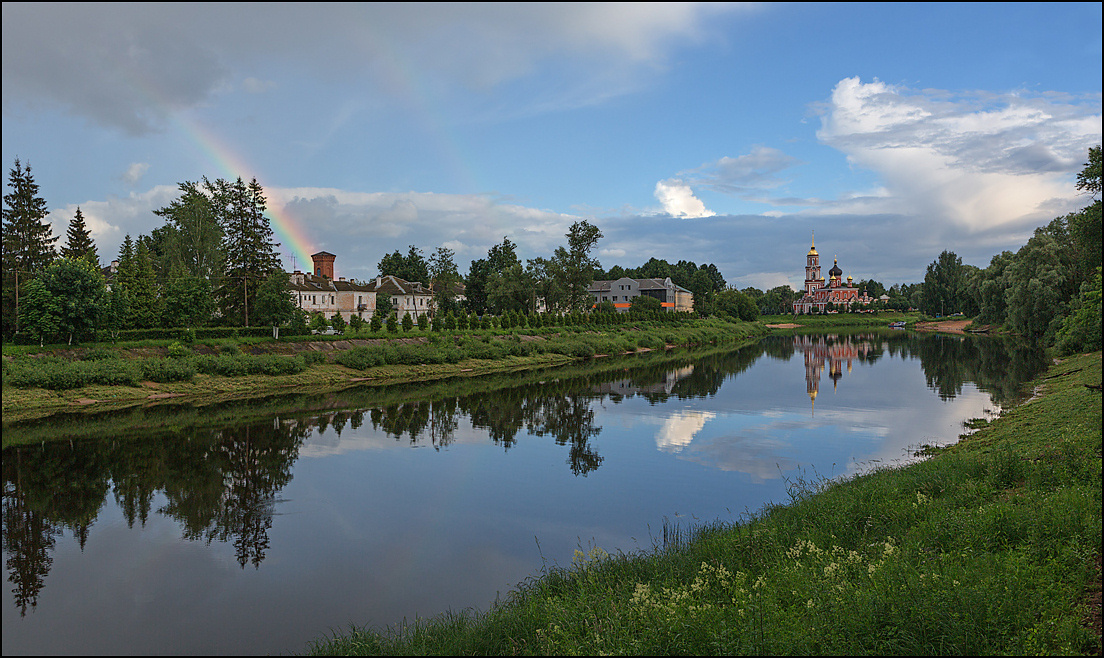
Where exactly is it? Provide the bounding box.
[1,330,1046,655]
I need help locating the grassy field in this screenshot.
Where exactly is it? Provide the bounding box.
[305,350,1102,656]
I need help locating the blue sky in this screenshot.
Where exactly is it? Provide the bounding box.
[3,3,1101,290]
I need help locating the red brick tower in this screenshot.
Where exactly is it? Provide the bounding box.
[311,251,336,279]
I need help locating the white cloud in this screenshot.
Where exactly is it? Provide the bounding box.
[654,179,715,218]
[656,410,715,453]
[816,77,1101,232]
[120,162,149,186]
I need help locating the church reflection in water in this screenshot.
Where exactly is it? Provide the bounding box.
[797,333,876,415]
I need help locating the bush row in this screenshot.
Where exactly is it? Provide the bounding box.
[332,331,687,371]
[3,352,308,389]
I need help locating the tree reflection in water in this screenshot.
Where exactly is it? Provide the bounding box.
[1,331,1046,615]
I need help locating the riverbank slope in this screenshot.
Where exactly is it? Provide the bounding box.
[307,350,1102,655]
[2,319,764,432]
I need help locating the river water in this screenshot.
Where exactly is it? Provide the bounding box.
[1,330,1046,655]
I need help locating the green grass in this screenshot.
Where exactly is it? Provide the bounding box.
[305,350,1102,656]
[2,318,764,430]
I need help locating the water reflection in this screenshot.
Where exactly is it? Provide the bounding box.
[2,331,1046,625]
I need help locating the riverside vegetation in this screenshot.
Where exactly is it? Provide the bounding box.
[304,349,1102,656]
[1,315,763,431]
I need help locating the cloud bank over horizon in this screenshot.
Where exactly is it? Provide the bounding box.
[6,4,1101,290]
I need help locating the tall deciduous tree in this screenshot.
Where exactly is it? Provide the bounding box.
[153,180,225,281]
[61,207,98,265]
[377,245,429,284]
[547,220,603,313]
[921,250,966,317]
[428,246,461,314]
[253,270,300,338]
[20,257,105,345]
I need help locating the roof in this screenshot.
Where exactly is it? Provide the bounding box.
[366,274,431,296]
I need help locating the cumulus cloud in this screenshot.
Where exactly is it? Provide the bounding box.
[816,77,1101,232]
[120,162,149,186]
[654,179,715,218]
[48,185,181,262]
[62,184,588,276]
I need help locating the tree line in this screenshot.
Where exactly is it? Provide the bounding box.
[2,165,299,344]
[916,146,1100,354]
[3,161,747,344]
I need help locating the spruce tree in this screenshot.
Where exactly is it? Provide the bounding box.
[61,206,98,265]
[216,177,282,325]
[2,159,57,273]
[3,159,58,337]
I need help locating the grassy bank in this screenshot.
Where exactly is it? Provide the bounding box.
[306,350,1102,656]
[2,318,763,432]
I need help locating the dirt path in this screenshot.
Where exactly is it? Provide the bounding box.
[913,319,973,334]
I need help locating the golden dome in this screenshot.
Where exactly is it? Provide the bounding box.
[807,232,818,256]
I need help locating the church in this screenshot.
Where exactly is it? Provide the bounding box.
[792,234,873,314]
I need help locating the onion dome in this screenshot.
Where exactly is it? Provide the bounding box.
[829,258,843,278]
[807,232,818,256]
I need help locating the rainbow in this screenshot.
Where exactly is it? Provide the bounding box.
[170,115,316,271]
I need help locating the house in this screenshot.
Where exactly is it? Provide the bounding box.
[364,274,433,321]
[588,277,694,312]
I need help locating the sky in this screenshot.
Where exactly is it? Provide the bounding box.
[2,2,1101,291]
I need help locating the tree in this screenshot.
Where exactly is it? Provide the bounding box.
[214,177,282,325]
[921,250,966,317]
[377,245,429,284]
[19,257,105,345]
[253,271,299,338]
[1005,229,1073,342]
[466,237,521,316]
[61,207,98,265]
[2,159,57,274]
[329,312,346,335]
[713,288,760,322]
[3,159,58,337]
[152,181,225,281]
[1056,267,1102,355]
[487,261,535,314]
[547,220,603,313]
[630,294,662,314]
[124,239,163,329]
[310,311,329,334]
[162,266,215,329]
[688,269,715,315]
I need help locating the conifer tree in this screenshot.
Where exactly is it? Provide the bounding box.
[61,206,98,265]
[216,177,282,325]
[2,159,57,273]
[3,159,58,337]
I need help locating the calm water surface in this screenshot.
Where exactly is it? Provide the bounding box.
[2,331,1046,655]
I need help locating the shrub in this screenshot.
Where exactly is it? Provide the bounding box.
[334,346,389,370]
[302,350,327,366]
[140,358,196,383]
[167,342,191,359]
